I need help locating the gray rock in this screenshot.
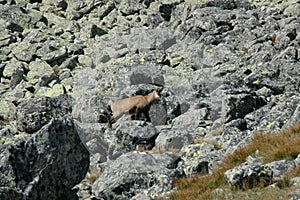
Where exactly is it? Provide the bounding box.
[92,151,178,200]
[109,120,159,156]
[171,107,209,130]
[11,41,38,62]
[0,5,36,31]
[164,95,190,123]
[76,122,109,162]
[152,152,180,169]
[148,99,167,126]
[155,129,193,151]
[218,127,252,150]
[0,28,17,48]
[72,92,110,123]
[0,99,15,121]
[0,116,90,199]
[0,0,299,198]
[9,65,25,89]
[16,94,72,133]
[178,143,223,176]
[128,64,165,86]
[223,92,266,123]
[225,163,273,189]
[2,59,25,79]
[35,40,68,63]
[265,160,296,180]
[27,59,57,86]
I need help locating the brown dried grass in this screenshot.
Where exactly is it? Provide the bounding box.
[170,122,300,200]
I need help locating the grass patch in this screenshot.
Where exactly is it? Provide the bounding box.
[53,66,60,75]
[134,145,181,154]
[86,170,102,183]
[169,122,300,200]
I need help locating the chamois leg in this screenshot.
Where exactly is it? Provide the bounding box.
[129,106,139,120]
[143,110,151,122]
[108,117,115,128]
[132,107,140,120]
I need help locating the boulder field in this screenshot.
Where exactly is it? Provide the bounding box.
[0,0,299,199]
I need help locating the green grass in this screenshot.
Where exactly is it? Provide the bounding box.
[169,122,300,200]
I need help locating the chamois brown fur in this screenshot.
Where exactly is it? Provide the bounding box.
[108,90,161,127]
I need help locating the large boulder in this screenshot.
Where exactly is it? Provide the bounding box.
[108,120,159,158]
[178,142,223,176]
[92,151,180,200]
[15,94,73,133]
[225,163,273,189]
[0,116,90,199]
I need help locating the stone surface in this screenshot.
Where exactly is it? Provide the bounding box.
[92,151,179,200]
[15,94,72,133]
[0,116,90,199]
[0,0,299,199]
[178,143,223,176]
[225,163,273,189]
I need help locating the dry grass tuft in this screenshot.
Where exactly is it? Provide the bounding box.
[53,66,60,75]
[170,122,300,200]
[134,145,181,154]
[86,170,102,183]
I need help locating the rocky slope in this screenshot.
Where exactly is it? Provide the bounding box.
[0,0,299,199]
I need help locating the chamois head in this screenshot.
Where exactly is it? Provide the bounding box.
[147,89,161,102]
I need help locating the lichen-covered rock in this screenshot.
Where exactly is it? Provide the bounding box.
[92,151,179,200]
[109,120,159,156]
[0,5,36,31]
[15,94,72,133]
[0,116,90,199]
[76,122,109,162]
[0,100,15,121]
[27,59,57,86]
[0,0,300,198]
[35,40,68,63]
[246,94,300,131]
[128,64,165,86]
[265,160,296,180]
[154,129,193,151]
[11,42,39,62]
[178,142,223,176]
[225,163,273,189]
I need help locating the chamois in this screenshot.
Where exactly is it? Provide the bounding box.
[108,89,161,127]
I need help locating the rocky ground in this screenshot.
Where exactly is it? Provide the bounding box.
[0,0,299,199]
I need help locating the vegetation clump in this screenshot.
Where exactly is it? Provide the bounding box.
[170,122,300,200]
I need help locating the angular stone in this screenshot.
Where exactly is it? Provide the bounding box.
[11,41,38,62]
[92,151,178,199]
[128,64,165,86]
[155,129,193,151]
[225,163,273,189]
[0,116,90,199]
[178,143,222,176]
[109,120,159,155]
[16,94,72,133]
[265,160,296,180]
[0,100,15,121]
[27,60,56,86]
